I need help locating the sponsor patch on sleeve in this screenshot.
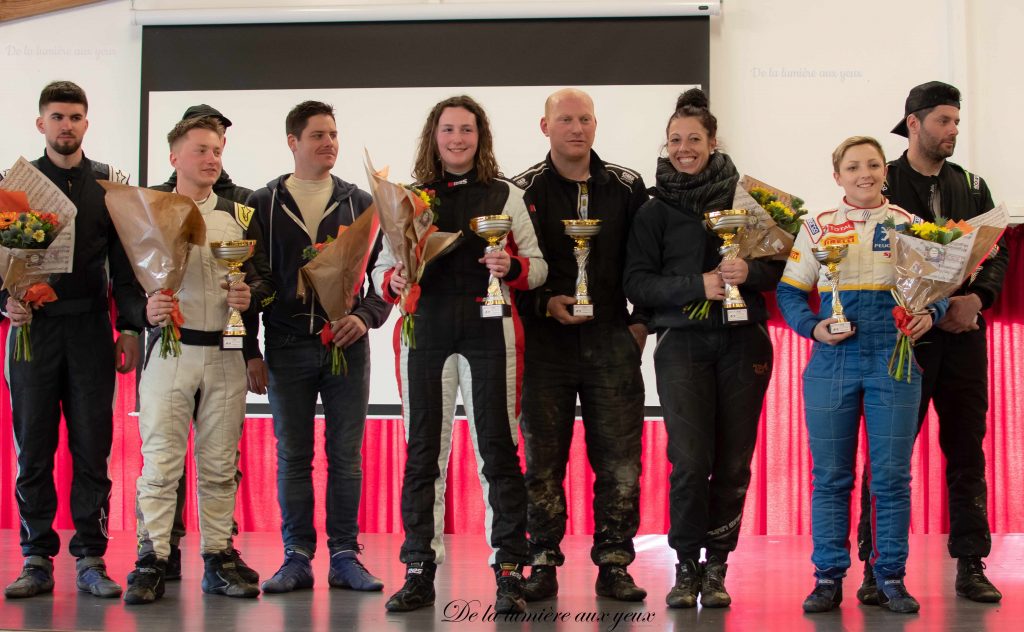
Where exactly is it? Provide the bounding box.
[806,217,822,242]
[789,248,801,262]
[234,202,254,230]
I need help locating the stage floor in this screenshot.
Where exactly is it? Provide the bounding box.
[0,530,1018,631]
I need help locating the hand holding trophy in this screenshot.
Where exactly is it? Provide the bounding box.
[470,214,513,318]
[704,209,754,324]
[812,244,852,334]
[209,239,256,349]
[562,219,602,317]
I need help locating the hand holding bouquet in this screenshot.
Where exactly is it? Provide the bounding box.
[364,151,459,347]
[98,182,206,358]
[0,158,78,361]
[885,205,1008,381]
[686,177,806,320]
[296,209,380,375]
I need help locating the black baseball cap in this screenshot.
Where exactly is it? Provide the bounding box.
[891,81,960,137]
[181,104,232,128]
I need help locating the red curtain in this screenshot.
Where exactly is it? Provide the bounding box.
[1,225,1021,537]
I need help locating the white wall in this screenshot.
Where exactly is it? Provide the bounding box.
[2,0,1017,215]
[0,0,140,177]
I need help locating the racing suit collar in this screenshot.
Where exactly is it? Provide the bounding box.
[838,196,890,222]
[439,168,478,188]
[38,150,88,178]
[542,150,610,185]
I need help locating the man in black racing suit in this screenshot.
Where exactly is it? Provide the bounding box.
[512,88,650,602]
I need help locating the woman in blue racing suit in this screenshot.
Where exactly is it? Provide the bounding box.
[778,136,947,615]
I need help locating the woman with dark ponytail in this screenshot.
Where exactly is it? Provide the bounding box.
[623,89,782,608]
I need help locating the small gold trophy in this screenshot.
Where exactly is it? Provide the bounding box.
[209,239,256,349]
[562,219,602,317]
[470,214,513,318]
[812,245,852,334]
[705,209,753,325]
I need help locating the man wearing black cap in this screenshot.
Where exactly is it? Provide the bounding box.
[151,104,254,204]
[855,80,1008,605]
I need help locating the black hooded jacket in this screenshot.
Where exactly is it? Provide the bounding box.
[246,174,390,338]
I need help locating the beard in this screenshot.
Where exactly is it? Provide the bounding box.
[49,136,82,156]
[917,127,955,162]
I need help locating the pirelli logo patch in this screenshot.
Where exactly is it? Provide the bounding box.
[234,202,254,230]
[789,248,801,262]
[822,234,858,247]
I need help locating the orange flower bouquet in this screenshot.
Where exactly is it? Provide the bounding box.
[0,186,75,361]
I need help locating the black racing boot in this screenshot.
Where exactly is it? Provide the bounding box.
[856,562,878,605]
[201,550,260,598]
[228,548,260,585]
[4,556,54,599]
[128,544,180,584]
[802,576,843,613]
[700,557,731,607]
[665,559,701,609]
[385,561,436,612]
[522,565,558,601]
[877,575,920,614]
[165,544,182,580]
[955,557,1002,602]
[123,555,167,605]
[75,557,122,598]
[596,564,647,601]
[493,563,527,615]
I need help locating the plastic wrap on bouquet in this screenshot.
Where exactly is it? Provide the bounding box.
[296,208,380,374]
[99,182,206,357]
[886,204,1009,381]
[364,150,460,346]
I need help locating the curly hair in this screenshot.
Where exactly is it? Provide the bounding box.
[412,95,500,184]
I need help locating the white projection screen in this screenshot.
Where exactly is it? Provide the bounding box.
[140,18,710,416]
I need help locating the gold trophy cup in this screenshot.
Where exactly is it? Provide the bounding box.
[563,219,602,317]
[209,239,256,349]
[812,245,853,334]
[470,214,513,318]
[705,209,754,325]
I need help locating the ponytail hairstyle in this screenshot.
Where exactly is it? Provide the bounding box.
[665,88,718,140]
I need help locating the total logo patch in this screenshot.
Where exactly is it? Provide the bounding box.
[825,220,855,234]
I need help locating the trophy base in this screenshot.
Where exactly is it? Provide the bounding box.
[723,306,749,325]
[221,334,245,350]
[481,303,511,319]
[828,320,853,335]
[572,303,594,317]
